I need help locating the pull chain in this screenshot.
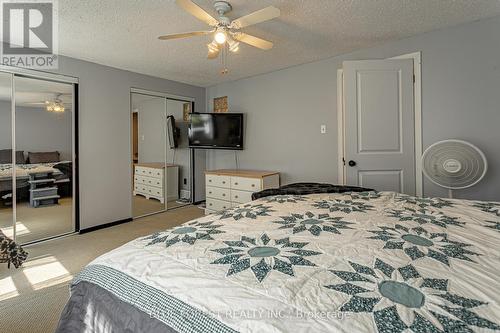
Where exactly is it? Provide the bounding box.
[220,43,229,75]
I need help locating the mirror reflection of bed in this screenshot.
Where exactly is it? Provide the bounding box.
[0,75,75,244]
[131,93,192,218]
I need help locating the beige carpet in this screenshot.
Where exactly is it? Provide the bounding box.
[132,195,188,217]
[0,198,74,244]
[0,205,204,333]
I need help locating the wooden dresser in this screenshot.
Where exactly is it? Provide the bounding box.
[134,163,179,203]
[205,169,280,214]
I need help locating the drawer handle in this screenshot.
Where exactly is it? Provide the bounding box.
[235,195,238,198]
[209,191,212,194]
[209,203,213,206]
[209,179,212,182]
[251,184,255,187]
[234,182,238,185]
[222,181,226,184]
[222,193,225,196]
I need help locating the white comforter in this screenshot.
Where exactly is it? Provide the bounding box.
[83,191,500,333]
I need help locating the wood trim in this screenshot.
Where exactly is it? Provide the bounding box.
[337,69,345,185]
[205,169,279,178]
[391,52,422,197]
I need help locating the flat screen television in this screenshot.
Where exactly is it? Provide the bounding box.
[166,115,179,149]
[188,113,243,150]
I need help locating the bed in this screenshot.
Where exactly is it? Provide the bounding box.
[56,191,500,333]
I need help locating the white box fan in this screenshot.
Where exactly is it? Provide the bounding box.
[422,139,487,198]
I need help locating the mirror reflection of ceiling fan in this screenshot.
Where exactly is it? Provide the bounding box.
[23,92,71,112]
[159,0,280,73]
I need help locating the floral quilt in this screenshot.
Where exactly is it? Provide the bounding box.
[73,191,500,333]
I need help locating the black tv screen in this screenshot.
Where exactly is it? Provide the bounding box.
[188,113,243,149]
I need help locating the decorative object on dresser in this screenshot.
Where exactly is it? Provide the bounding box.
[205,169,279,214]
[134,163,179,203]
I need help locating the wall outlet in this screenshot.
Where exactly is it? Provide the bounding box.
[320,125,327,134]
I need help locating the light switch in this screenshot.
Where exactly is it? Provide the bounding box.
[320,125,327,134]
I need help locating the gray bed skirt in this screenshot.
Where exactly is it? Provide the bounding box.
[56,281,178,333]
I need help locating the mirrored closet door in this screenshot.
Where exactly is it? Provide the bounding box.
[0,72,14,240]
[131,93,167,217]
[166,99,192,209]
[131,91,193,218]
[0,72,77,244]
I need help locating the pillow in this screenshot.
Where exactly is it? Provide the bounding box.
[16,151,25,164]
[0,149,10,164]
[28,151,60,164]
[0,149,25,164]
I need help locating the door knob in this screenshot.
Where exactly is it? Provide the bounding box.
[348,160,357,167]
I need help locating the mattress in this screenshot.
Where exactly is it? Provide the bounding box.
[0,162,66,181]
[56,191,500,333]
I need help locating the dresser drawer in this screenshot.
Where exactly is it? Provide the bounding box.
[135,166,163,179]
[230,189,253,204]
[231,176,261,192]
[134,175,163,188]
[206,198,231,211]
[206,186,230,201]
[206,174,230,188]
[135,184,163,197]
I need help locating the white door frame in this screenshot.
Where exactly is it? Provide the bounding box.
[337,51,423,196]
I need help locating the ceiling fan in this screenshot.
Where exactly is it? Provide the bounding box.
[159,0,280,64]
[23,92,71,112]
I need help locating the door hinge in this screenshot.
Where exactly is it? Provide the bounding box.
[342,157,346,166]
[413,74,416,83]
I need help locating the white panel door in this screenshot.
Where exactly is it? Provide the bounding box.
[343,59,415,195]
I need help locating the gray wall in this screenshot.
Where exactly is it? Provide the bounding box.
[50,56,206,229]
[0,102,73,161]
[206,15,500,201]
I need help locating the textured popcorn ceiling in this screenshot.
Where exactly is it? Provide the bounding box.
[58,0,500,87]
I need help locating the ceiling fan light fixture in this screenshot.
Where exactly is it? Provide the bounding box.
[160,1,280,73]
[214,28,227,44]
[46,99,65,113]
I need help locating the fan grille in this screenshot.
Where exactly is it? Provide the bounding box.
[422,140,487,190]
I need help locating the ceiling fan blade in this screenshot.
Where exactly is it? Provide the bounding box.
[230,6,280,29]
[158,31,212,40]
[175,0,219,26]
[233,33,273,50]
[207,48,220,59]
